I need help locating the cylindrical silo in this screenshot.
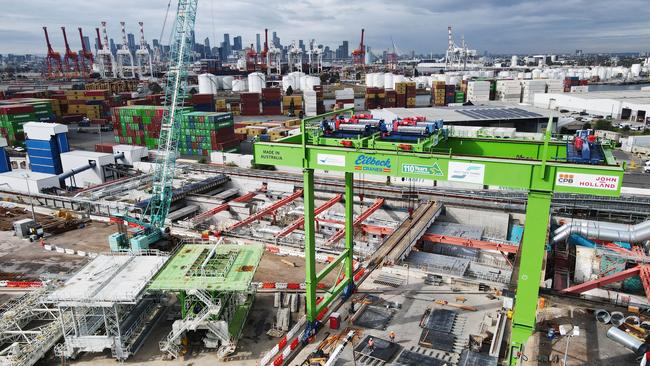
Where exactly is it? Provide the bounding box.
[222,76,234,90]
[248,72,265,93]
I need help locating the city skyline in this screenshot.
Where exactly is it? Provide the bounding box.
[1,0,650,55]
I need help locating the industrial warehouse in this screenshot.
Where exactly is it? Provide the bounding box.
[1,1,650,366]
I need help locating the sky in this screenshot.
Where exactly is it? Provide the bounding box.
[2,0,650,55]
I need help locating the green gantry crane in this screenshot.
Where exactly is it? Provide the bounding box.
[252,108,624,365]
[109,0,199,251]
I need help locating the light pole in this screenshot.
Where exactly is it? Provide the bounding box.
[21,173,36,222]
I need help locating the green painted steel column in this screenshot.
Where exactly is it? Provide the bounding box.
[508,190,552,366]
[345,172,354,283]
[303,168,317,322]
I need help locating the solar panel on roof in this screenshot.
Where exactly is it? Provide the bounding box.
[453,107,544,120]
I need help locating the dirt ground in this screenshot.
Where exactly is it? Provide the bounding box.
[523,304,640,366]
[254,251,339,288]
[44,221,118,253]
[0,231,88,282]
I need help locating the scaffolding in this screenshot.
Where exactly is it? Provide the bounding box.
[45,251,169,361]
[149,241,263,359]
[0,288,63,366]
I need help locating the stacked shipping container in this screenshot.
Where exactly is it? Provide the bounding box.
[432,81,446,106]
[111,106,237,155]
[262,88,282,115]
[0,104,34,145]
[282,95,303,115]
[240,93,260,116]
[179,112,238,155]
[191,94,215,112]
[365,87,385,109]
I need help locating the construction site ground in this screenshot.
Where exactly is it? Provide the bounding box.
[0,231,88,283]
[292,266,505,366]
[522,302,640,366]
[43,220,118,253]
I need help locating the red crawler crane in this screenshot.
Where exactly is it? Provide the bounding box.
[78,28,94,78]
[351,28,366,67]
[43,27,63,79]
[61,27,80,78]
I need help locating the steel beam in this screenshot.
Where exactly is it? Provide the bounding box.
[315,218,393,235]
[421,233,519,254]
[303,170,317,322]
[324,197,385,246]
[316,249,349,283]
[190,191,257,226]
[561,266,640,294]
[344,172,355,288]
[227,189,303,231]
[509,191,552,366]
[275,194,342,238]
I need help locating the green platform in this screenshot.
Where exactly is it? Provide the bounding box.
[149,243,263,291]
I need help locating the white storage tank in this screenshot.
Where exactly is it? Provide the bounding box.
[365,73,374,87]
[222,76,234,90]
[248,72,266,93]
[374,73,385,88]
[198,74,215,94]
[383,73,394,90]
[232,78,248,92]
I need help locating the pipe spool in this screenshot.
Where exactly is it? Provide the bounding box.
[624,316,640,326]
[338,124,370,132]
[595,309,611,324]
[610,311,625,326]
[355,119,382,126]
[606,326,648,355]
[397,126,430,135]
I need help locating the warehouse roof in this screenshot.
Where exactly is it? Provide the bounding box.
[371,102,561,123]
[546,90,650,106]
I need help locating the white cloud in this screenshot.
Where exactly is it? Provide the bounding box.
[1,0,649,54]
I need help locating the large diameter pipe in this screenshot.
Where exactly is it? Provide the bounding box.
[606,326,647,355]
[58,160,97,183]
[553,219,650,244]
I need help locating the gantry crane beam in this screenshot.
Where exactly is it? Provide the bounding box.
[324,198,384,246]
[253,108,624,366]
[227,189,304,232]
[275,194,342,238]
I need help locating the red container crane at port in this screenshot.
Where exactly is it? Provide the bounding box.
[61,26,80,78]
[351,28,365,67]
[43,26,63,79]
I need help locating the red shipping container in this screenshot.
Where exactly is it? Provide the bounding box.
[0,104,34,115]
